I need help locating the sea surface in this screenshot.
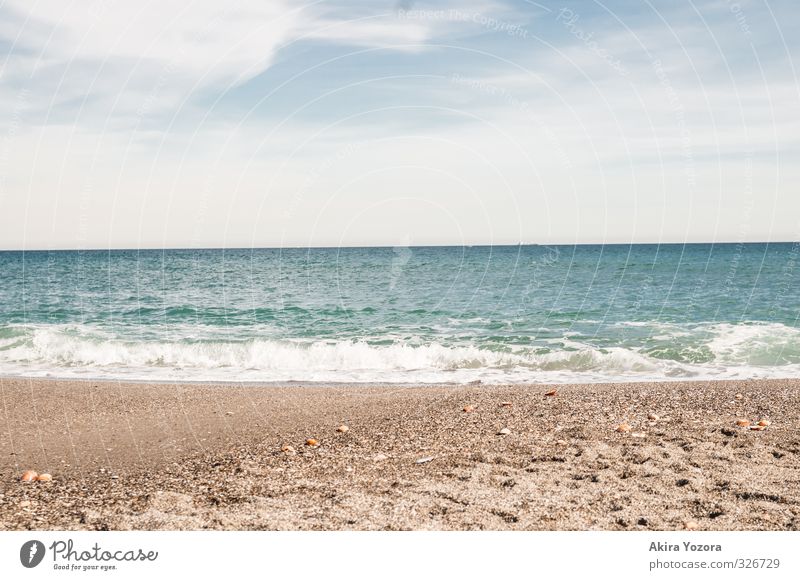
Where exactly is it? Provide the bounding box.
[1,244,799,384]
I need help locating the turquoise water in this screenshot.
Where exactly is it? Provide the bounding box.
[1,243,799,383]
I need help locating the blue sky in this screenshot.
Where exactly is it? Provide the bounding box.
[0,0,798,249]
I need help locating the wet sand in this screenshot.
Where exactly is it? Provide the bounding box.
[1,377,799,530]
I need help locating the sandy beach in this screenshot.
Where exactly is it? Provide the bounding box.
[0,377,798,531]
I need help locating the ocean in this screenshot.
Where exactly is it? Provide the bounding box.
[0,243,798,384]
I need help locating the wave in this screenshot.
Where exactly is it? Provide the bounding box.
[1,322,800,384]
[706,322,800,365]
[0,323,800,383]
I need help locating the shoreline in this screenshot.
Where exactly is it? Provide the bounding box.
[2,372,799,387]
[1,377,799,530]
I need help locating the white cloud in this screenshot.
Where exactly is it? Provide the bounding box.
[0,0,452,123]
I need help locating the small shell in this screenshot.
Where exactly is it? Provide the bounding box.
[463,405,475,413]
[735,419,750,427]
[684,520,699,531]
[497,427,511,435]
[647,413,659,421]
[499,401,512,407]
[615,423,632,433]
[35,473,52,482]
[305,439,319,447]
[544,389,557,397]
[749,424,766,431]
[373,453,388,462]
[734,393,743,400]
[415,456,435,464]
[19,500,31,508]
[281,445,296,454]
[336,425,349,433]
[20,470,38,482]
[757,419,771,427]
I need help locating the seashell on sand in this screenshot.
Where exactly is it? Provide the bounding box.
[497,427,511,435]
[544,389,557,397]
[305,439,319,447]
[750,424,766,431]
[684,520,699,531]
[734,393,743,400]
[20,470,38,483]
[281,445,296,454]
[735,419,750,427]
[615,423,632,433]
[336,425,349,433]
[499,401,512,407]
[647,413,659,421]
[757,419,771,427]
[415,456,435,464]
[35,473,52,482]
[463,405,475,413]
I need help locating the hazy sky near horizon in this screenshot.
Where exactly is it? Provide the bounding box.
[0,0,798,249]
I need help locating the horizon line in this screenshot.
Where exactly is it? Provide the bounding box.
[1,240,799,252]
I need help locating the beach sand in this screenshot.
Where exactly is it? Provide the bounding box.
[0,377,798,531]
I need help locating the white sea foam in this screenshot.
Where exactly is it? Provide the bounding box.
[706,322,800,365]
[1,322,800,384]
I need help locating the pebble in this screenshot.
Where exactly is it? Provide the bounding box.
[647,413,659,421]
[20,470,38,482]
[415,456,435,464]
[225,411,234,416]
[544,389,557,397]
[336,425,349,433]
[615,423,632,433]
[684,520,699,530]
[36,473,52,482]
[735,419,750,427]
[497,427,511,435]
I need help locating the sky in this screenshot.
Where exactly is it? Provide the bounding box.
[0,0,798,249]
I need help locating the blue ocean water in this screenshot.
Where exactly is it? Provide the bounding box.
[0,243,799,383]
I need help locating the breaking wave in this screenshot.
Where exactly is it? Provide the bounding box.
[2,321,800,384]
